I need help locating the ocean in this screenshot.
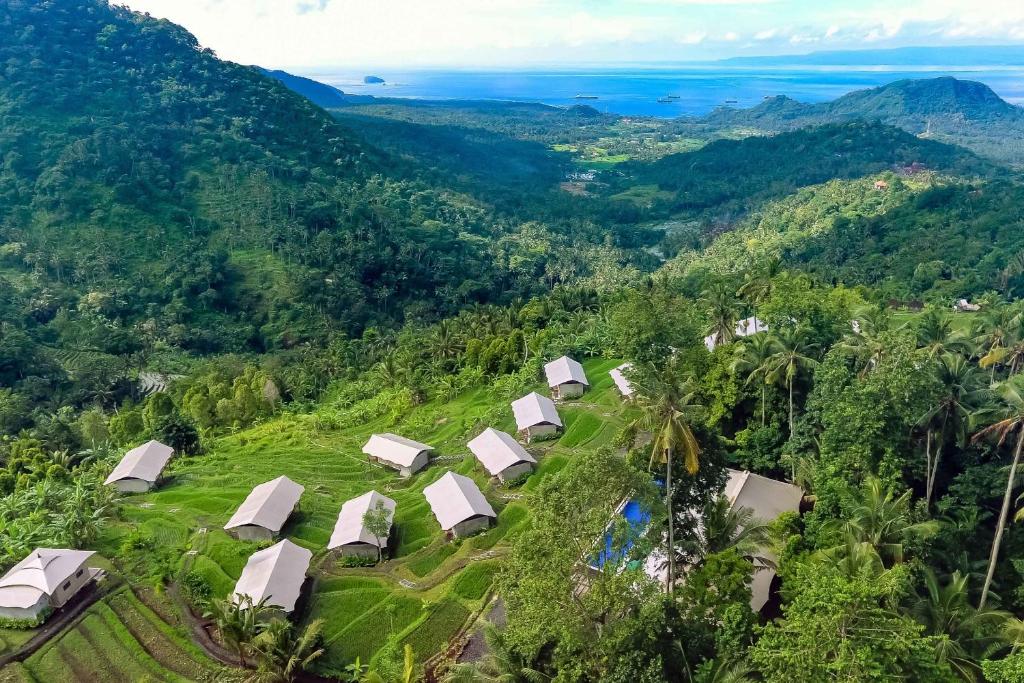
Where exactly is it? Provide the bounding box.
[309,66,1024,118]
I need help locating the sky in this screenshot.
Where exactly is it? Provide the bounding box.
[117,0,1024,69]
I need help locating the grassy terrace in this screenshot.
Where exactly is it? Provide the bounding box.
[4,357,631,680]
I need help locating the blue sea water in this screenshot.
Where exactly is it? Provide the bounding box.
[309,66,1024,118]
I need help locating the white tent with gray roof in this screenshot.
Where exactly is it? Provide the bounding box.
[328,490,396,559]
[544,356,589,399]
[362,433,432,477]
[104,440,174,492]
[224,476,304,541]
[423,471,496,538]
[468,428,537,482]
[232,539,312,613]
[511,392,562,442]
[0,548,98,621]
[609,363,635,399]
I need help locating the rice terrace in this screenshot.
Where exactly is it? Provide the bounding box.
[0,358,631,682]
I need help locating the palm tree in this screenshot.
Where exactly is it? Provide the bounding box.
[730,334,775,426]
[971,374,1024,608]
[840,305,897,377]
[631,361,704,594]
[911,569,1008,681]
[917,309,970,359]
[246,618,325,683]
[737,255,781,323]
[205,595,270,667]
[441,625,548,682]
[760,326,819,472]
[973,307,1013,382]
[702,282,739,349]
[828,476,939,567]
[916,353,981,509]
[699,497,771,568]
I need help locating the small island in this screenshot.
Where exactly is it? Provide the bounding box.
[363,75,385,84]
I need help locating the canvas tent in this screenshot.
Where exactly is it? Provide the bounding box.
[328,490,396,559]
[362,433,432,477]
[544,356,590,399]
[224,476,305,541]
[704,316,768,352]
[233,539,312,613]
[609,363,635,399]
[468,428,537,482]
[510,392,563,442]
[423,471,496,538]
[0,548,98,622]
[104,440,174,492]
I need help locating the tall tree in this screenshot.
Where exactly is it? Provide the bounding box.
[761,326,819,474]
[971,375,1024,608]
[730,334,776,426]
[737,255,781,324]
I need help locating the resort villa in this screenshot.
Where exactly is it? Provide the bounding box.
[328,490,397,560]
[0,549,100,622]
[104,440,175,493]
[467,427,537,482]
[362,433,432,477]
[224,476,305,542]
[544,355,590,399]
[232,539,312,614]
[423,471,497,538]
[511,392,563,442]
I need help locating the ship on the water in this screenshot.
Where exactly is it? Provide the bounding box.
[574,94,599,99]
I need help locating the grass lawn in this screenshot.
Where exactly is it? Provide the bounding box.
[59,357,635,679]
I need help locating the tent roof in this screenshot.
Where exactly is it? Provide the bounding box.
[0,548,94,608]
[467,428,536,475]
[609,363,634,397]
[544,356,589,387]
[224,476,304,533]
[361,433,432,467]
[423,471,496,530]
[328,490,396,549]
[511,392,562,430]
[105,440,174,485]
[233,539,312,613]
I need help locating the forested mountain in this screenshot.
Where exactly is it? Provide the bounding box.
[257,67,372,108]
[704,77,1024,164]
[614,120,992,217]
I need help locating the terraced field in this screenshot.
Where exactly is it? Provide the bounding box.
[1,358,632,680]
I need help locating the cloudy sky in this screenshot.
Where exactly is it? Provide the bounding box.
[119,0,1024,69]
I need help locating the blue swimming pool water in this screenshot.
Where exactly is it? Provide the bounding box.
[591,499,650,569]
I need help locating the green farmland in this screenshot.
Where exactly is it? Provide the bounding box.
[6,357,632,681]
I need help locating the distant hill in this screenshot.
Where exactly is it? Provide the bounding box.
[703,77,1024,165]
[720,45,1024,66]
[616,120,992,216]
[257,68,374,107]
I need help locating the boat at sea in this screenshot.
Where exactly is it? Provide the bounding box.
[574,94,599,100]
[724,99,738,104]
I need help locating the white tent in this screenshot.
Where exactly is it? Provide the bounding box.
[511,392,562,431]
[362,433,432,476]
[544,356,589,395]
[704,317,769,351]
[233,539,312,613]
[329,490,396,550]
[609,363,635,398]
[467,428,536,480]
[104,440,174,490]
[423,471,496,534]
[0,548,95,609]
[224,476,304,537]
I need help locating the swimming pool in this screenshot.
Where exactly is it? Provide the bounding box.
[590,499,651,570]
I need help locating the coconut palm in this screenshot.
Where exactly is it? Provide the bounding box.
[973,307,1013,382]
[911,569,1008,681]
[631,360,704,594]
[246,617,325,683]
[916,353,982,510]
[972,374,1024,608]
[828,476,939,567]
[730,334,776,426]
[760,326,819,452]
[205,594,270,667]
[917,309,971,359]
[699,497,772,570]
[702,282,739,349]
[737,255,781,323]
